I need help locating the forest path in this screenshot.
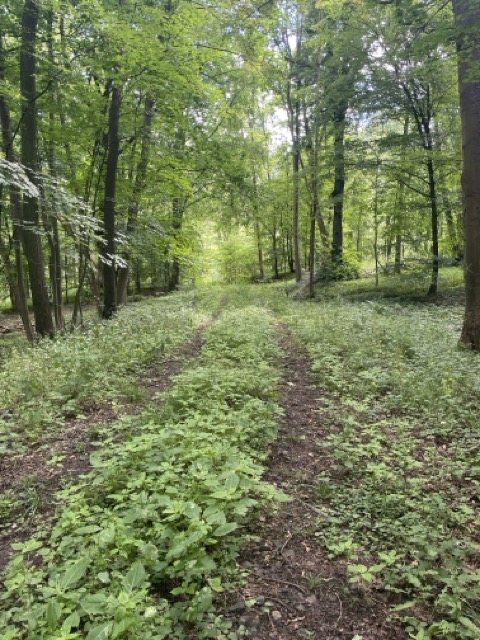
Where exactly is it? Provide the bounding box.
[0,318,213,575]
[230,321,406,640]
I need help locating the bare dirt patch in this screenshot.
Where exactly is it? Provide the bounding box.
[228,323,406,640]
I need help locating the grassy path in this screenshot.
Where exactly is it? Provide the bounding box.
[229,322,406,640]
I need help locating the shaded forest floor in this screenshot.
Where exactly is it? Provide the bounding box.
[0,275,479,640]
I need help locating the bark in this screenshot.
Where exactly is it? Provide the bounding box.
[331,106,347,262]
[102,84,122,319]
[117,96,155,304]
[394,117,409,274]
[20,0,54,338]
[272,225,280,280]
[254,219,265,280]
[452,0,480,348]
[46,10,64,329]
[308,202,316,298]
[168,197,184,291]
[0,33,34,342]
[401,81,439,296]
[284,12,303,282]
[292,125,302,281]
[426,154,439,296]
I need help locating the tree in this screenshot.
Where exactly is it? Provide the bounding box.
[20,0,54,337]
[452,0,480,348]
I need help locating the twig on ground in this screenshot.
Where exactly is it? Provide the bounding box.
[250,571,309,595]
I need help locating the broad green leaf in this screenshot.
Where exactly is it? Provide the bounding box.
[46,600,60,630]
[58,557,90,591]
[208,577,223,592]
[213,522,238,537]
[123,561,146,593]
[224,472,240,490]
[80,593,109,615]
[86,622,112,640]
[112,617,137,639]
[97,527,115,548]
[183,501,201,519]
[459,617,480,635]
[97,572,111,584]
[62,611,80,631]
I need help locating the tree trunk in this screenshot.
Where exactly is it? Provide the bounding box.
[117,96,154,305]
[102,84,122,319]
[292,103,302,281]
[308,201,316,298]
[0,34,34,342]
[426,153,439,297]
[46,10,64,329]
[168,197,184,292]
[394,115,408,275]
[20,0,54,338]
[452,0,480,347]
[331,106,347,262]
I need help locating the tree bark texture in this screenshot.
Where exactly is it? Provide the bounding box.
[102,84,122,319]
[117,96,154,305]
[331,106,347,262]
[168,197,184,292]
[20,0,54,337]
[0,34,34,342]
[452,0,480,348]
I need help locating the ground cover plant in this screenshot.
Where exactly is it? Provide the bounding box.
[0,303,283,639]
[0,291,220,456]
[275,281,480,640]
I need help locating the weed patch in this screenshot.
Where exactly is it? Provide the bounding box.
[280,294,480,639]
[0,306,282,639]
[0,293,214,455]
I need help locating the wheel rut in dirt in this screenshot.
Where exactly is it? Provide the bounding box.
[0,320,212,575]
[230,322,406,640]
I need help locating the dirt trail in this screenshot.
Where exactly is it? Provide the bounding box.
[0,322,210,574]
[230,323,406,640]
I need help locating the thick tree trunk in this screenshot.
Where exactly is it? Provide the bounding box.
[0,34,34,342]
[331,106,347,262]
[102,84,122,319]
[20,0,54,338]
[453,0,480,348]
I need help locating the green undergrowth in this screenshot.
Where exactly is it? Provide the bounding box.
[0,305,282,640]
[275,290,480,639]
[0,292,220,455]
[313,266,465,304]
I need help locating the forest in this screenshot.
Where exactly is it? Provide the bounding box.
[0,0,480,639]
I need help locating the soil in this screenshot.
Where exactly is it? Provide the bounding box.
[227,323,407,640]
[0,323,209,574]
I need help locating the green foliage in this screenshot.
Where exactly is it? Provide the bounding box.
[318,248,360,282]
[0,293,211,454]
[275,283,480,640]
[0,304,281,639]
[217,234,259,284]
